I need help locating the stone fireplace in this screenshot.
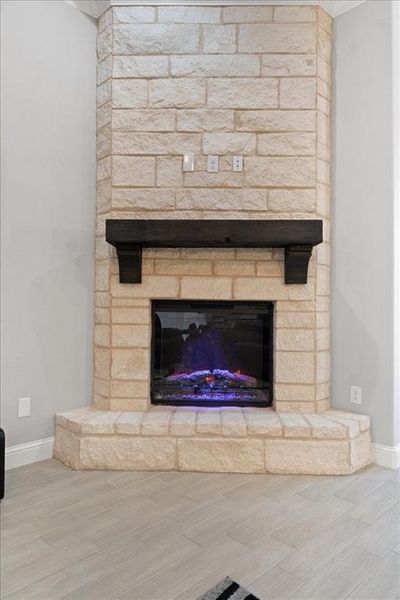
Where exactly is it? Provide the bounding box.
[54,3,371,474]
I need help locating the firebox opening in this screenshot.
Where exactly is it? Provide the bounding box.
[151,300,273,407]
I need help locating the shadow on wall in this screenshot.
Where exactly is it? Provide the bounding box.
[332,289,379,431]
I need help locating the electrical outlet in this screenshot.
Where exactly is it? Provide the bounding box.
[233,156,243,172]
[18,397,31,418]
[350,385,362,405]
[182,154,194,172]
[207,155,219,173]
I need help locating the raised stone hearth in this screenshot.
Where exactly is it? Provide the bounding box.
[54,407,370,475]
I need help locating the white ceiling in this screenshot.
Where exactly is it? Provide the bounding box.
[67,0,365,19]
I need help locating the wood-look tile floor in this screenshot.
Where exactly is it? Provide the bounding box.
[1,460,399,600]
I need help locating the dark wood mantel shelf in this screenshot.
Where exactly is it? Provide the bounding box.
[106,219,323,285]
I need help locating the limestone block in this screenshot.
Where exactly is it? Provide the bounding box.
[262,54,316,76]
[208,79,278,109]
[223,6,273,23]
[177,109,234,132]
[316,328,329,351]
[113,132,201,155]
[316,264,330,296]
[305,414,347,439]
[214,260,255,276]
[97,29,112,62]
[325,410,370,432]
[324,415,360,439]
[98,7,112,31]
[111,307,150,324]
[158,6,220,23]
[112,80,148,109]
[113,56,168,78]
[196,410,221,434]
[113,24,199,54]
[276,311,315,329]
[97,179,111,213]
[54,426,81,469]
[111,348,149,380]
[265,439,350,475]
[256,261,283,277]
[178,438,265,473]
[276,329,314,351]
[221,410,247,437]
[110,399,148,411]
[280,413,311,438]
[94,324,110,347]
[274,6,317,22]
[275,401,316,413]
[94,377,109,397]
[97,80,111,107]
[274,384,315,402]
[176,189,267,211]
[244,410,282,436]
[112,156,155,187]
[318,26,331,62]
[244,157,315,187]
[156,158,184,188]
[318,7,332,34]
[141,410,172,435]
[154,259,211,275]
[350,431,371,472]
[236,110,316,132]
[113,6,155,23]
[203,133,256,155]
[183,171,243,188]
[181,248,235,260]
[276,352,315,384]
[268,189,315,212]
[316,350,330,383]
[97,56,112,84]
[239,24,316,53]
[95,308,110,325]
[112,324,150,348]
[95,261,109,292]
[258,133,315,156]
[180,277,232,300]
[55,407,94,432]
[112,188,175,211]
[94,347,110,380]
[79,436,177,470]
[203,25,236,53]
[170,410,197,436]
[150,79,206,108]
[97,103,111,129]
[171,55,260,77]
[234,277,314,301]
[113,109,175,132]
[114,412,144,434]
[110,380,148,398]
[280,78,317,109]
[111,275,179,299]
[80,411,120,434]
[97,157,111,182]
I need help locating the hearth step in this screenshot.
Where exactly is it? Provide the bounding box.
[54,407,370,475]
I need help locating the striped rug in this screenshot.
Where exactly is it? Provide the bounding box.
[197,577,260,600]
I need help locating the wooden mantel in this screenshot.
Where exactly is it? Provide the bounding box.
[105,219,323,284]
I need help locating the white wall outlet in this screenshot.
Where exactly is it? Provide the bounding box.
[350,385,362,405]
[207,155,219,173]
[233,156,243,172]
[18,397,31,418]
[182,154,194,172]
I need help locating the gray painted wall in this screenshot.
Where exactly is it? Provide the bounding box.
[332,0,396,446]
[0,0,97,446]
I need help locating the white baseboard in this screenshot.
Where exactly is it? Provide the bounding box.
[371,442,400,469]
[5,437,55,471]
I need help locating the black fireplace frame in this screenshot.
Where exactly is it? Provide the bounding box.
[150,299,274,408]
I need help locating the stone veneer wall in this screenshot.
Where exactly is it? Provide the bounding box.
[94,4,331,414]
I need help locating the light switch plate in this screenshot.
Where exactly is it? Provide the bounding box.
[207,155,219,173]
[182,154,194,172]
[233,156,243,172]
[18,397,31,418]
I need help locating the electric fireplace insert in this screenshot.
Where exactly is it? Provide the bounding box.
[151,300,273,407]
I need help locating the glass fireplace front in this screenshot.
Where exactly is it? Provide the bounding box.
[151,300,273,407]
